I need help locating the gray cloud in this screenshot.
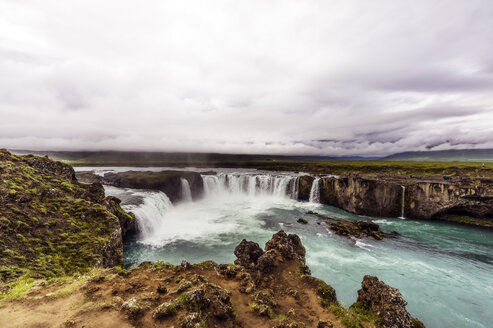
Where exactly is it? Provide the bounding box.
[0,0,492,156]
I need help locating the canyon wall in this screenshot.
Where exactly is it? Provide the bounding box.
[313,176,493,220]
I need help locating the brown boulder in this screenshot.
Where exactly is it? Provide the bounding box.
[234,239,264,268]
[265,231,305,262]
[355,275,421,328]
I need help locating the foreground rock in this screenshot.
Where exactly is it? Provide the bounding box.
[0,231,424,328]
[355,275,425,328]
[0,150,135,282]
[100,170,204,203]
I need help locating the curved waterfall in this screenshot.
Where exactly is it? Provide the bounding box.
[121,190,174,239]
[309,178,321,203]
[201,173,300,199]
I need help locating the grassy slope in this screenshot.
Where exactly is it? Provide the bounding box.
[0,150,133,282]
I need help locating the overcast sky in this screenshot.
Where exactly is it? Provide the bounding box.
[1,0,492,156]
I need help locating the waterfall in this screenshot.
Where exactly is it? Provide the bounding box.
[202,175,220,195]
[180,178,192,202]
[122,191,173,239]
[201,173,299,198]
[288,176,300,200]
[400,185,406,219]
[309,178,321,203]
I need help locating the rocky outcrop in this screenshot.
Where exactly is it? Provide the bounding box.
[234,239,264,269]
[264,230,306,262]
[318,176,493,222]
[101,170,204,203]
[406,181,493,219]
[0,149,135,282]
[354,275,424,328]
[298,175,315,201]
[234,231,307,276]
[319,177,402,217]
[306,211,396,240]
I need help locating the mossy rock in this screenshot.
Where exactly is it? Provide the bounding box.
[0,149,135,282]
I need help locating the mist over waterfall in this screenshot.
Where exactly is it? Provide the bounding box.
[180,178,192,202]
[201,172,300,199]
[309,178,321,203]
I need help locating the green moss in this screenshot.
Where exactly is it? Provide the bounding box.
[318,282,337,307]
[50,276,90,299]
[329,301,382,328]
[15,234,28,243]
[16,221,30,231]
[0,278,36,301]
[411,318,426,328]
[275,314,288,321]
[440,215,493,228]
[299,263,310,276]
[249,301,274,318]
[0,217,10,228]
[0,151,129,282]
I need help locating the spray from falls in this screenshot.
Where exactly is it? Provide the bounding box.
[400,185,406,219]
[309,178,321,203]
[180,178,192,202]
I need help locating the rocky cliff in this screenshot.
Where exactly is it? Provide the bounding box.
[0,150,135,282]
[305,176,493,223]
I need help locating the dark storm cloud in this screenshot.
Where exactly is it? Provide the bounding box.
[0,0,492,155]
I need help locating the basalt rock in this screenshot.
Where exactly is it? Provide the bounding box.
[102,170,204,203]
[234,239,264,269]
[318,176,493,224]
[307,211,396,240]
[235,231,308,279]
[298,175,315,201]
[355,275,422,328]
[264,230,306,262]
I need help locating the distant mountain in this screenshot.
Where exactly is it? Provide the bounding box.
[382,149,493,162]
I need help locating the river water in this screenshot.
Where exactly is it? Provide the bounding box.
[77,167,493,328]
